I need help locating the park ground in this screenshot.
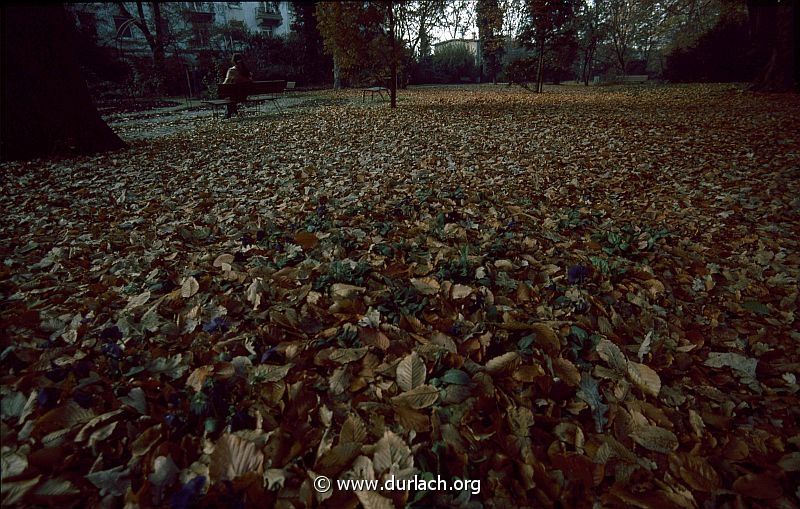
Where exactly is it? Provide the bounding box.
[1,84,799,507]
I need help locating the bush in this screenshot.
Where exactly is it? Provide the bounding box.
[432,44,478,84]
[665,14,755,82]
[505,57,537,85]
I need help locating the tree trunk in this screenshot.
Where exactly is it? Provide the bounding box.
[389,0,397,108]
[537,39,545,93]
[151,2,166,94]
[748,1,798,91]
[333,56,342,89]
[1,5,126,161]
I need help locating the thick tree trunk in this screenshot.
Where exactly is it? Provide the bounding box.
[748,1,798,92]
[1,5,126,161]
[333,57,342,89]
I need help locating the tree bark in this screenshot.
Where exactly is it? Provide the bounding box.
[1,5,126,161]
[333,56,342,89]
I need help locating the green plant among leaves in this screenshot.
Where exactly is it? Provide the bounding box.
[437,245,473,282]
[495,271,518,291]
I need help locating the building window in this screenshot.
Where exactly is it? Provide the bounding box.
[114,16,133,39]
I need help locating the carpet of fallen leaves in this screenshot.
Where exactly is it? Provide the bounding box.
[1,84,800,509]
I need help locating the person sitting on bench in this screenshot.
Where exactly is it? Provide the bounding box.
[223,54,252,118]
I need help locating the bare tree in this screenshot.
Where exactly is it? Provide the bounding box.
[443,0,478,39]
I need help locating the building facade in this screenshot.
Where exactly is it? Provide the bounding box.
[69,2,294,58]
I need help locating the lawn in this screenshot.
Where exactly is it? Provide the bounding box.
[1,84,799,508]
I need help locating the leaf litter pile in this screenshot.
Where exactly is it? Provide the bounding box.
[1,84,799,508]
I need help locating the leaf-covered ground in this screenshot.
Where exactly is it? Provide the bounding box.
[1,84,799,508]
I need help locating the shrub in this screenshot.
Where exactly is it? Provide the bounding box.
[432,44,478,83]
[664,13,755,82]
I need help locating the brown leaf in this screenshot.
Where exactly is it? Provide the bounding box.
[355,490,396,509]
[209,433,264,483]
[410,277,440,295]
[597,339,628,373]
[485,351,521,374]
[181,276,199,298]
[359,327,390,350]
[512,363,547,383]
[391,385,438,409]
[186,365,213,392]
[630,424,679,454]
[627,361,662,397]
[294,231,319,250]
[732,473,783,499]
[552,357,581,386]
[393,405,431,432]
[678,453,720,492]
[530,323,561,355]
[396,352,426,392]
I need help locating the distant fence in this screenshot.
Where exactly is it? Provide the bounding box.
[593,75,649,85]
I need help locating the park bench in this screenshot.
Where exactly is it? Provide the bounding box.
[361,86,388,102]
[618,75,649,83]
[203,80,287,117]
[361,75,395,102]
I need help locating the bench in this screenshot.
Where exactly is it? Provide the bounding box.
[617,75,649,83]
[361,86,388,102]
[203,80,287,117]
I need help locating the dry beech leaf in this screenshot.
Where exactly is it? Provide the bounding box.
[627,361,662,397]
[513,363,547,383]
[355,489,396,509]
[294,231,319,250]
[359,327,390,350]
[411,277,440,295]
[451,284,473,300]
[630,424,679,454]
[209,433,264,483]
[328,348,368,364]
[340,414,367,445]
[394,405,430,432]
[181,276,199,298]
[186,365,213,392]
[597,339,628,373]
[252,363,292,382]
[678,453,720,492]
[213,253,234,269]
[315,442,361,475]
[485,351,521,374]
[530,323,560,355]
[373,430,413,475]
[125,290,151,310]
[396,352,426,392]
[131,424,163,458]
[391,385,438,409]
[552,357,581,386]
[732,473,783,499]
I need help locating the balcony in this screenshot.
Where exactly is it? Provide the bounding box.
[185,3,214,23]
[256,6,282,27]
